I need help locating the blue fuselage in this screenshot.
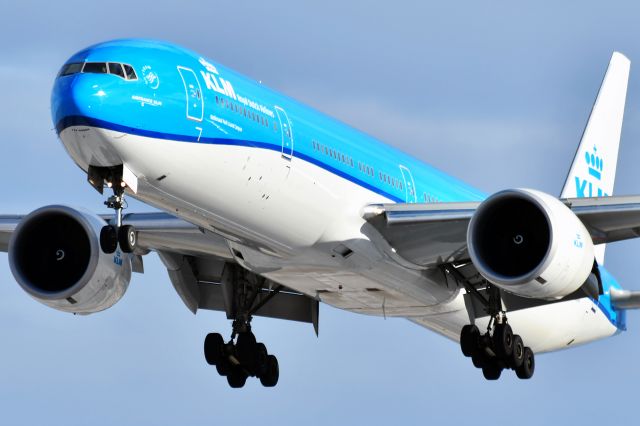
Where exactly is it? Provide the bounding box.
[51,39,483,205]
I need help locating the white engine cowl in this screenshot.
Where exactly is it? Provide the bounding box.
[467,189,595,300]
[8,205,131,314]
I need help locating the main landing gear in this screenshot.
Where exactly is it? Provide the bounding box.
[204,326,279,388]
[98,174,137,254]
[459,285,535,380]
[460,317,534,380]
[203,264,281,388]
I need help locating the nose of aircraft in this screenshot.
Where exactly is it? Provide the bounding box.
[51,72,111,134]
[51,66,129,170]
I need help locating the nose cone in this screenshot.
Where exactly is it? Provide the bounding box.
[51,73,111,134]
[51,68,127,170]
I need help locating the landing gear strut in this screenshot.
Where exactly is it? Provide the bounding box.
[458,284,535,380]
[203,265,281,388]
[94,167,137,254]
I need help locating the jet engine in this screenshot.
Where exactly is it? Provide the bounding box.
[467,189,595,299]
[8,205,131,314]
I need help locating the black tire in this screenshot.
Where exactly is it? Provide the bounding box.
[118,225,137,253]
[471,351,486,369]
[100,225,118,254]
[254,343,268,376]
[227,366,248,388]
[482,360,502,380]
[511,335,525,369]
[460,325,480,357]
[515,346,535,379]
[259,355,279,387]
[236,332,257,368]
[204,333,224,365]
[493,323,514,359]
[216,358,231,376]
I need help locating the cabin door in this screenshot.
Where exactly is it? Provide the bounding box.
[177,66,204,122]
[399,165,417,203]
[275,106,294,160]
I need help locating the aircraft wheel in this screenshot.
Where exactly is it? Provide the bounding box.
[254,343,269,376]
[460,325,480,357]
[482,360,502,380]
[510,335,525,369]
[204,333,224,365]
[227,366,248,388]
[515,347,535,379]
[216,357,231,376]
[493,323,514,359]
[118,225,137,253]
[259,355,279,387]
[236,332,257,368]
[100,225,118,254]
[472,349,488,369]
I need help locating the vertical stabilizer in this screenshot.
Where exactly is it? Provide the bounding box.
[561,52,630,265]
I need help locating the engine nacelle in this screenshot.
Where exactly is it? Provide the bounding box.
[467,189,594,299]
[8,205,131,314]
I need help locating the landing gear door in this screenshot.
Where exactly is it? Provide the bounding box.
[399,165,417,203]
[177,66,204,122]
[275,106,293,160]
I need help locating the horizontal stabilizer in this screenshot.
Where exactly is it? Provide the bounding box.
[610,288,640,310]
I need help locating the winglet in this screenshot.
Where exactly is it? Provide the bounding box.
[561,52,631,264]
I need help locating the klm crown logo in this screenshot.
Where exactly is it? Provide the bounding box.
[585,146,603,180]
[574,145,608,197]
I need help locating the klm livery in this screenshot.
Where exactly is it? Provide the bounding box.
[2,39,640,387]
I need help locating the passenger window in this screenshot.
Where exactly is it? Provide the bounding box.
[60,63,83,76]
[108,63,125,78]
[83,62,108,74]
[123,64,137,80]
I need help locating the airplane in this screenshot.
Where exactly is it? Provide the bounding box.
[2,39,640,388]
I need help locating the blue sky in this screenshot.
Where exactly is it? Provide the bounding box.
[1,1,640,424]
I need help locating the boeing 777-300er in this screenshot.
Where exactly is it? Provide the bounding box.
[3,39,640,387]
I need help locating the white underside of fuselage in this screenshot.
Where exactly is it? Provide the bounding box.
[59,125,619,353]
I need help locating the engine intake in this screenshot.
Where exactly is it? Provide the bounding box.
[9,205,131,314]
[467,189,595,299]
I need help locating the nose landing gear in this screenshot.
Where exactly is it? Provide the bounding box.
[92,166,137,254]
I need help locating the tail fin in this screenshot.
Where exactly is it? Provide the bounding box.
[561,52,631,265]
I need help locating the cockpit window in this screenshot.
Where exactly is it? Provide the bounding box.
[123,64,137,80]
[59,63,83,76]
[108,63,125,78]
[57,61,138,80]
[82,62,108,74]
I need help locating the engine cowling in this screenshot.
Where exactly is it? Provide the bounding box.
[8,205,131,314]
[467,189,594,299]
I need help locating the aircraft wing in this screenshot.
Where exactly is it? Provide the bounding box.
[363,195,640,268]
[0,212,317,326]
[0,212,232,258]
